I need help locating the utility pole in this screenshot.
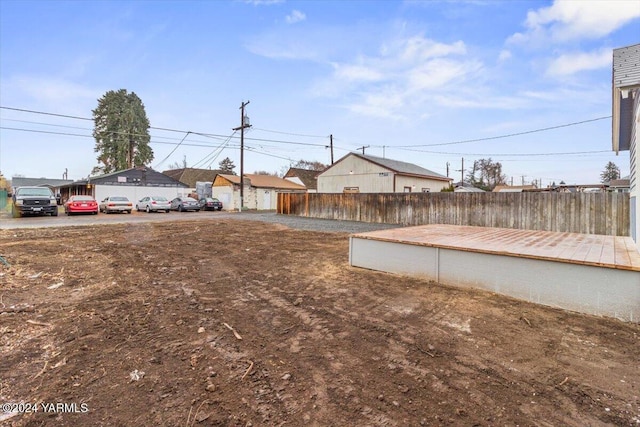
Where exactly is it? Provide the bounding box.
[382,146,386,159]
[446,162,450,178]
[455,158,465,186]
[357,145,370,155]
[233,101,251,212]
[327,134,334,164]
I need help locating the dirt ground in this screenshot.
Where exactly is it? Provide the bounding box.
[0,219,638,426]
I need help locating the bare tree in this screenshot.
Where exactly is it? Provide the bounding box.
[465,158,507,191]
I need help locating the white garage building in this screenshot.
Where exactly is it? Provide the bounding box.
[59,167,189,204]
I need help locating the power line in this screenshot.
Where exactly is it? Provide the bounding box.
[395,146,612,156]
[251,127,328,138]
[154,131,191,169]
[0,106,92,121]
[1,105,615,158]
[0,106,330,147]
[395,116,611,148]
[192,131,237,169]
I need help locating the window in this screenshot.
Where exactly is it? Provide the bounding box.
[403,186,412,193]
[421,188,430,193]
[343,187,360,194]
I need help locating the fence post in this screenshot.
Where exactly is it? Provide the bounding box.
[305,192,309,217]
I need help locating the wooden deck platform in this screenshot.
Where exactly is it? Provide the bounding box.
[349,225,640,322]
[352,225,640,272]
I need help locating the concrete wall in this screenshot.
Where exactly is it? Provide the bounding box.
[95,185,187,205]
[350,237,640,322]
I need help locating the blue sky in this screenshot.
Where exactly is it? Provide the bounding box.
[1,0,639,186]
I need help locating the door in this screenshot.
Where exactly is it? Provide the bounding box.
[262,191,271,210]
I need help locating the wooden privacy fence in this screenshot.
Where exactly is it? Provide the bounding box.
[277,192,631,236]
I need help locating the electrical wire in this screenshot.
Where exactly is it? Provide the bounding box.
[251,127,328,138]
[153,131,191,169]
[191,131,237,169]
[394,116,611,147]
[1,105,616,159]
[394,146,613,156]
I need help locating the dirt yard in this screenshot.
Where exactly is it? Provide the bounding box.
[0,219,638,426]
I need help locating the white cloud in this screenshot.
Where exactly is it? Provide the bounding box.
[383,37,466,62]
[346,88,406,120]
[498,49,512,62]
[286,10,306,24]
[318,36,483,119]
[510,0,640,44]
[240,0,284,5]
[332,63,384,82]
[546,48,612,76]
[8,76,98,104]
[407,58,480,91]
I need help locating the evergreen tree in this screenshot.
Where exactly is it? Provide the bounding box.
[600,161,620,183]
[92,89,153,174]
[218,157,236,174]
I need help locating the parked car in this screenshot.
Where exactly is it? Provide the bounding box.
[136,196,171,213]
[64,195,98,215]
[12,186,58,218]
[199,197,223,211]
[170,197,200,212]
[99,196,133,214]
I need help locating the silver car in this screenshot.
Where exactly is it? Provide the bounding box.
[99,196,133,214]
[170,197,201,212]
[136,196,171,213]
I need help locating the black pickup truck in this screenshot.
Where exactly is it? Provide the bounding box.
[12,186,59,218]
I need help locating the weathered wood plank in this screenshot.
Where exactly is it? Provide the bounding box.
[277,192,631,236]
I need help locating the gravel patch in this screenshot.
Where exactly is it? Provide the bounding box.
[232,212,402,234]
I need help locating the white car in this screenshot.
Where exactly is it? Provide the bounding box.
[99,196,133,214]
[136,196,171,213]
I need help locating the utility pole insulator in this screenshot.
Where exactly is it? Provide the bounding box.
[357,145,370,155]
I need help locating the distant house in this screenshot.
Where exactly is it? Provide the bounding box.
[58,167,188,203]
[11,177,73,196]
[162,168,224,189]
[607,178,631,193]
[612,43,639,248]
[284,167,322,193]
[212,174,306,210]
[493,185,538,193]
[316,153,451,193]
[454,184,485,193]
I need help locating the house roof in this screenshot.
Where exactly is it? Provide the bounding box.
[216,174,306,190]
[493,185,537,193]
[11,177,74,188]
[284,167,321,189]
[64,167,188,188]
[162,168,224,187]
[329,152,451,181]
[454,185,485,192]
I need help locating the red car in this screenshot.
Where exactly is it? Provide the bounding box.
[64,195,99,215]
